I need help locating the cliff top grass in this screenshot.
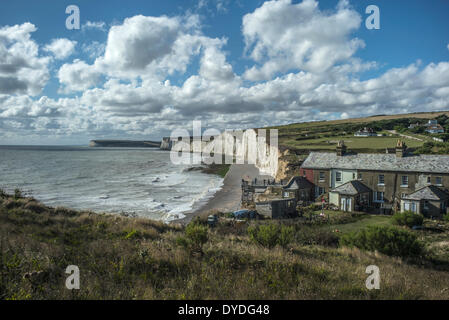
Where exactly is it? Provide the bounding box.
[266,111,449,154]
[2,191,449,300]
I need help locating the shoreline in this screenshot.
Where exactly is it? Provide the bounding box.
[175,163,271,224]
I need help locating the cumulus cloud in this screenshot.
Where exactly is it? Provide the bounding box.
[58,59,101,92]
[242,0,363,80]
[44,38,77,60]
[1,0,449,143]
[0,22,50,95]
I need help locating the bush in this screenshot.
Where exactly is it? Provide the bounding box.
[14,188,22,199]
[392,211,424,228]
[177,222,209,253]
[248,224,294,248]
[296,227,339,247]
[340,226,423,257]
[443,213,449,222]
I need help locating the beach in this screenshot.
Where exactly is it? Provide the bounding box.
[178,163,272,223]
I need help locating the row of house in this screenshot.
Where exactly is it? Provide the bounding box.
[300,140,449,218]
[242,140,449,219]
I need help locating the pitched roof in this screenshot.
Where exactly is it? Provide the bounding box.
[403,185,449,201]
[301,152,449,174]
[331,180,371,195]
[283,176,314,190]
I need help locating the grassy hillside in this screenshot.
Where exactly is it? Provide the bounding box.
[2,191,449,300]
[265,111,449,153]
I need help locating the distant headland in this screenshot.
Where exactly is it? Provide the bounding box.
[89,139,162,148]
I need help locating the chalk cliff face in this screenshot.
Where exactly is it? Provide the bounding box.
[170,129,279,177]
[160,137,172,150]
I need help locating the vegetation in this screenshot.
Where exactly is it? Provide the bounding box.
[340,226,424,258]
[186,163,231,178]
[2,192,449,300]
[176,222,209,253]
[268,111,449,154]
[392,211,424,228]
[247,224,295,248]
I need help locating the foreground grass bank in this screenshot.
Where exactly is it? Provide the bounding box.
[1,192,449,300]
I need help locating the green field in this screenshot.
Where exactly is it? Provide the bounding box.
[264,111,449,153]
[281,134,424,152]
[320,213,393,234]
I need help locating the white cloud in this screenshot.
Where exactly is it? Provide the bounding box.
[81,41,106,59]
[0,22,50,95]
[242,0,363,80]
[44,38,77,60]
[58,59,101,92]
[1,1,449,143]
[83,21,107,31]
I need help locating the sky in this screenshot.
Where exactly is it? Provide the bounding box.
[0,0,448,145]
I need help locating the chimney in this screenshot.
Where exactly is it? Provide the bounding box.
[336,140,347,156]
[395,139,407,158]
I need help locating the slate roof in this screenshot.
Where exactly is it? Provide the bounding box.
[283,176,314,190]
[331,180,371,195]
[402,185,449,201]
[301,152,449,174]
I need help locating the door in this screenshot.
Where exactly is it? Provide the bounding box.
[341,197,346,211]
[341,197,352,212]
[347,198,352,212]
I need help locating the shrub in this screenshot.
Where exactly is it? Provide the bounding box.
[340,226,424,257]
[14,189,22,199]
[248,224,294,248]
[177,222,209,253]
[443,213,449,222]
[392,211,424,228]
[296,227,339,247]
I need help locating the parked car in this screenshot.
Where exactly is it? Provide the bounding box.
[232,209,258,219]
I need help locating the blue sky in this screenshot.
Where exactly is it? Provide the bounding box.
[0,0,448,144]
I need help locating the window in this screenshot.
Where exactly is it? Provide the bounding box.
[283,191,289,198]
[401,176,409,187]
[373,191,384,202]
[436,177,443,186]
[404,201,417,213]
[378,175,385,185]
[316,187,325,196]
[352,173,356,180]
[427,176,431,184]
[336,171,342,182]
[319,172,325,182]
[401,193,407,198]
[358,173,363,180]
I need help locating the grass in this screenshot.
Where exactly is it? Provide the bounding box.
[279,132,424,152]
[2,192,449,300]
[322,214,393,234]
[265,111,449,153]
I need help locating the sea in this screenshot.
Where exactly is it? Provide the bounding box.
[0,146,224,222]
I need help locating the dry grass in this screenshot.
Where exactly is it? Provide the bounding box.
[1,192,449,300]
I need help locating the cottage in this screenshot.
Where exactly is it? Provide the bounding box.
[354,127,377,137]
[281,176,314,203]
[300,140,449,216]
[255,198,297,219]
[329,180,371,212]
[401,185,449,218]
[423,120,444,134]
[426,124,444,134]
